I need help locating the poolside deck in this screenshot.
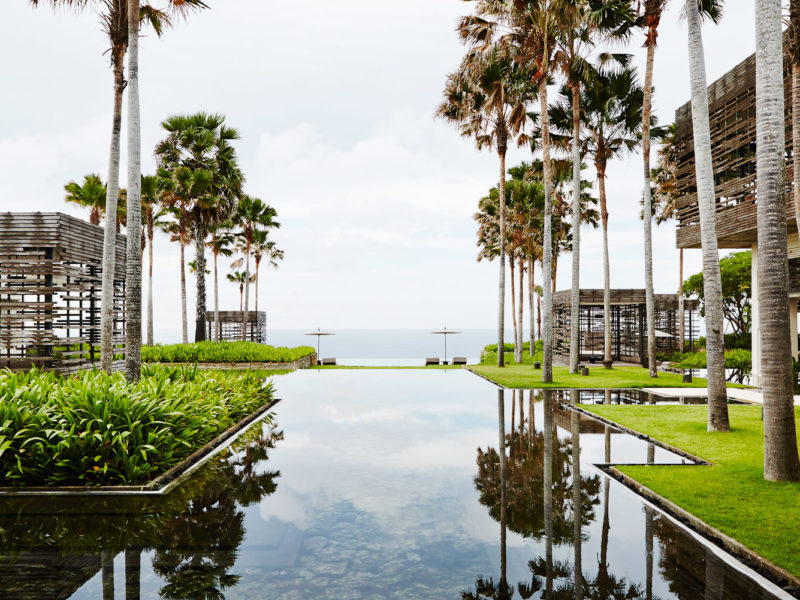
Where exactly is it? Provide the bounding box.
[643,387,800,406]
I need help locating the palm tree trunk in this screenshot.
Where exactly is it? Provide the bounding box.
[213,251,220,341]
[180,243,188,344]
[529,257,536,357]
[146,227,154,346]
[101,550,114,600]
[642,36,658,379]
[100,51,125,372]
[497,388,508,592]
[242,242,252,341]
[598,169,612,369]
[255,260,261,313]
[793,0,800,235]
[518,255,524,363]
[542,390,554,597]
[537,293,542,341]
[756,0,800,481]
[194,226,208,342]
[510,257,517,363]
[540,78,554,383]
[571,408,583,600]
[125,547,140,600]
[124,0,142,383]
[687,0,729,431]
[569,84,582,375]
[679,248,685,353]
[497,147,508,367]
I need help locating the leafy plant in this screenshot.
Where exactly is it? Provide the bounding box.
[0,366,276,487]
[141,341,314,364]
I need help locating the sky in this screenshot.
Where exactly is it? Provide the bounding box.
[0,1,758,340]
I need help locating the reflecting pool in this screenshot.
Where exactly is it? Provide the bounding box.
[0,370,792,599]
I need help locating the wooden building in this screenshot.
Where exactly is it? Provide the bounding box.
[552,289,698,366]
[206,310,266,343]
[0,213,126,373]
[674,38,799,385]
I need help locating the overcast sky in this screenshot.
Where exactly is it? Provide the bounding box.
[1,1,758,339]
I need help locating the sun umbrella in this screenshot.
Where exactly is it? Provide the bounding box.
[431,327,461,364]
[305,329,335,361]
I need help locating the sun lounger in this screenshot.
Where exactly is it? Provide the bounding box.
[322,358,337,366]
[452,357,467,365]
[426,358,440,366]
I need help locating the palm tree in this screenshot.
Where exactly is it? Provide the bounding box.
[251,230,284,315]
[64,174,107,225]
[438,41,532,368]
[685,0,729,432]
[207,222,235,341]
[160,206,192,344]
[155,112,244,342]
[227,271,251,312]
[232,196,279,340]
[141,174,165,347]
[755,0,800,482]
[790,1,800,235]
[552,67,648,368]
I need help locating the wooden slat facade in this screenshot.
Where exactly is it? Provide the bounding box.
[206,310,267,344]
[674,35,795,249]
[552,289,699,365]
[0,213,126,373]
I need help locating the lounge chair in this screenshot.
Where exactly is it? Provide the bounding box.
[452,357,467,365]
[426,358,440,366]
[321,358,337,366]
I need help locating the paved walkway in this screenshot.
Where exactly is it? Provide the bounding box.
[643,387,800,406]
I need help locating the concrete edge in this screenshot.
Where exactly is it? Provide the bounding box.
[0,398,281,497]
[604,465,800,592]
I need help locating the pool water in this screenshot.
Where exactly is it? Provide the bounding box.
[0,370,791,599]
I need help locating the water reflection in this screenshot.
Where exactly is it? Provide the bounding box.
[0,371,790,599]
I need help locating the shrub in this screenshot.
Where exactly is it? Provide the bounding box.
[0,365,276,487]
[480,341,544,366]
[141,341,315,364]
[673,349,752,372]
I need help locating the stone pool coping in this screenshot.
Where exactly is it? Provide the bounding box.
[573,405,800,593]
[0,398,280,497]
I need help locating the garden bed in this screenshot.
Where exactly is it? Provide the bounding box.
[141,341,315,365]
[0,365,279,490]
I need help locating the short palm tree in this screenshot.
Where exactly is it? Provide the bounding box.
[156,112,244,342]
[438,42,532,368]
[227,270,252,312]
[755,0,800,481]
[232,196,279,340]
[64,174,107,225]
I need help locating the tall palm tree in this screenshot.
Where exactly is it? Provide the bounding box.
[232,196,279,341]
[251,230,284,315]
[64,174,107,225]
[438,41,532,368]
[159,191,193,344]
[141,174,165,347]
[755,0,800,482]
[790,0,800,235]
[155,112,244,342]
[95,0,206,371]
[552,67,649,368]
[207,222,235,341]
[685,0,728,432]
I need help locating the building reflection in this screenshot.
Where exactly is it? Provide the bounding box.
[0,423,282,600]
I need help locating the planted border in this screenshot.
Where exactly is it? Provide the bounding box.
[141,341,315,364]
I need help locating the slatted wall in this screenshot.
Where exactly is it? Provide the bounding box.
[206,310,267,344]
[0,213,126,373]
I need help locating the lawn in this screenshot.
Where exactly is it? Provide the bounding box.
[581,403,800,579]
[469,364,749,389]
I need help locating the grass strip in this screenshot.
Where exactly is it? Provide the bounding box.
[580,403,800,578]
[0,365,277,487]
[141,341,315,364]
[469,364,750,389]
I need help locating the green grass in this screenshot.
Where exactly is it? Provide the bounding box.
[469,364,749,389]
[141,341,315,364]
[581,403,800,578]
[0,365,277,487]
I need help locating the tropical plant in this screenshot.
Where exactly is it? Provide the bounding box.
[251,230,284,314]
[141,341,315,364]
[683,251,751,336]
[155,112,244,343]
[64,174,107,225]
[0,366,276,487]
[755,0,800,481]
[438,38,533,368]
[551,67,649,369]
[231,196,279,340]
[227,270,251,311]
